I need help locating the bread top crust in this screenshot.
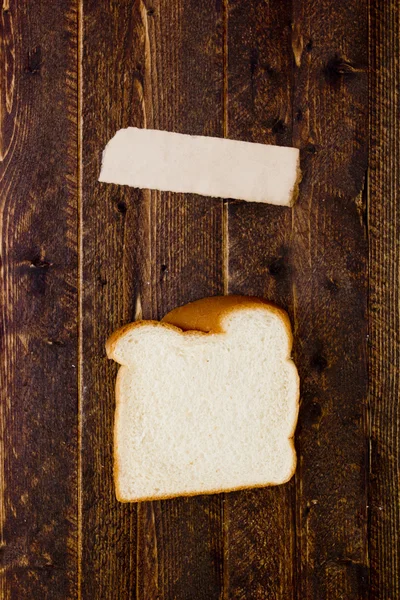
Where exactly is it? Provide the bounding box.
[163,295,290,332]
[106,295,294,360]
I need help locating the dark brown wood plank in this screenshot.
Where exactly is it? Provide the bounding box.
[81,1,142,597]
[81,0,225,598]
[291,0,369,598]
[132,2,225,598]
[369,1,400,598]
[0,2,78,599]
[226,0,369,598]
[223,2,296,599]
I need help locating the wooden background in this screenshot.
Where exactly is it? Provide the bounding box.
[0,0,398,598]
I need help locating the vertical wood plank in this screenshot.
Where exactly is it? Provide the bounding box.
[81,1,142,597]
[0,1,78,599]
[223,1,296,598]
[133,2,225,598]
[369,1,400,598]
[291,0,369,598]
[225,0,369,598]
[82,0,225,598]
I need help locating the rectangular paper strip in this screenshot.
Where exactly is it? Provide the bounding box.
[99,128,301,206]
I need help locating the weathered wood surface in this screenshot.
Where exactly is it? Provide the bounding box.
[82,1,224,598]
[0,0,398,599]
[223,2,296,598]
[291,1,369,598]
[0,1,79,599]
[225,1,370,598]
[369,1,400,598]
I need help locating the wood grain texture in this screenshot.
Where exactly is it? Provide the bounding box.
[225,0,369,598]
[82,0,224,598]
[291,1,369,598]
[130,3,225,598]
[369,1,400,598]
[0,1,78,599]
[1,0,399,598]
[81,1,142,597]
[223,1,296,598]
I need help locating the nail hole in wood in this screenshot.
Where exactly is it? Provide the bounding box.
[26,46,42,75]
[324,54,360,85]
[264,64,276,77]
[30,255,51,269]
[269,256,286,278]
[271,119,287,135]
[305,143,317,154]
[307,400,322,421]
[117,201,127,214]
[325,277,339,293]
[250,48,259,77]
[47,339,65,347]
[311,352,328,372]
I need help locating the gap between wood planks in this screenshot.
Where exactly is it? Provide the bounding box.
[222,0,230,299]
[77,0,83,598]
[222,2,229,596]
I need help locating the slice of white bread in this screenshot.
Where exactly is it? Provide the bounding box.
[106,296,299,502]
